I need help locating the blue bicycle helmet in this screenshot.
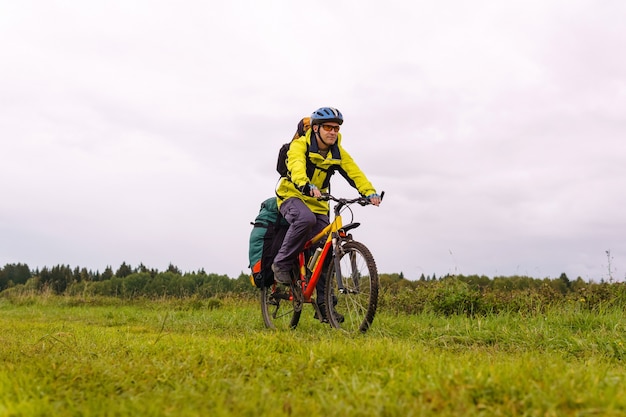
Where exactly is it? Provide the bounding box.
[310,107,343,125]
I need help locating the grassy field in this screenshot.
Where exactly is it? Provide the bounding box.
[1,294,626,416]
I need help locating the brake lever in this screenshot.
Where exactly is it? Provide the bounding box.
[318,193,331,201]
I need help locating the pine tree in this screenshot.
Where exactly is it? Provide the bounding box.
[116,262,133,278]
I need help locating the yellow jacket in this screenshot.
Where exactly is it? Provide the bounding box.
[276,130,377,214]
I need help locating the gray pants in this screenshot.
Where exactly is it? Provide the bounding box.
[274,197,330,302]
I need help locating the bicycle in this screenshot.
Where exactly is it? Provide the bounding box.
[260,192,383,333]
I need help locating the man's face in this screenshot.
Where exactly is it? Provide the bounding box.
[315,122,340,146]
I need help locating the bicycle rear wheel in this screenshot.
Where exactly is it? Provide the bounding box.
[260,283,302,330]
[325,241,379,333]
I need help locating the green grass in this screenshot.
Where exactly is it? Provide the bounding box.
[1,295,626,416]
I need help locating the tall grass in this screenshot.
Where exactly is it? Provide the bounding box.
[1,295,626,416]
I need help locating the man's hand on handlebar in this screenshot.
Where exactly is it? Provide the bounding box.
[367,193,381,206]
[308,184,322,198]
[367,194,381,206]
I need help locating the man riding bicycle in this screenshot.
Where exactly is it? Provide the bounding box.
[273,106,381,321]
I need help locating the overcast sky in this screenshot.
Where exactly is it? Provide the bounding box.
[1,0,625,282]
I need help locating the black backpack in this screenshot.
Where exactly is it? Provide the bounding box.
[276,143,291,177]
[248,197,289,288]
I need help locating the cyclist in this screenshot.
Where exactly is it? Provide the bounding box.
[273,106,381,321]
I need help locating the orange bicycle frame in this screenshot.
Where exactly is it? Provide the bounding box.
[296,212,344,301]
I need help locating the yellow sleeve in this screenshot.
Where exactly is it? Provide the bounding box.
[286,136,309,188]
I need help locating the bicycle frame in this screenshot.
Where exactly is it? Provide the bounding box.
[296,213,342,301]
[295,195,366,301]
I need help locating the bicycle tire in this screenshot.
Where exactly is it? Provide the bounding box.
[260,283,302,330]
[324,240,379,333]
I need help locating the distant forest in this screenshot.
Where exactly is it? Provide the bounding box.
[2,262,624,316]
[0,262,252,298]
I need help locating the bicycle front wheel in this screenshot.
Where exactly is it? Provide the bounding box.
[260,284,302,330]
[325,241,379,333]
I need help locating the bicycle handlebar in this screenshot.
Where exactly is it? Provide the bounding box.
[318,191,385,207]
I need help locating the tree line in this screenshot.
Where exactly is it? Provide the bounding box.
[378,272,626,316]
[2,263,624,316]
[0,262,253,298]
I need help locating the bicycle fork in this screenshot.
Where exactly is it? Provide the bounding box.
[332,233,361,295]
[332,233,347,294]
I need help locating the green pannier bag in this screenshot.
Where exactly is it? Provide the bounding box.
[248,197,289,288]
